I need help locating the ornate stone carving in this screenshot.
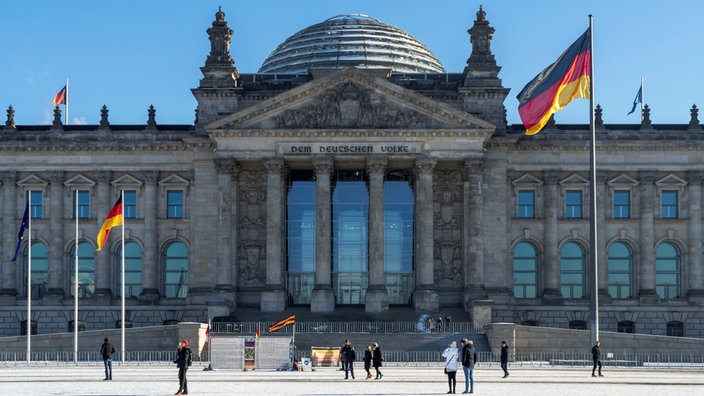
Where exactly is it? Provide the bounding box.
[263,157,285,174]
[689,104,701,130]
[464,158,484,175]
[100,105,110,129]
[237,170,267,286]
[466,5,497,69]
[312,156,333,174]
[206,6,234,67]
[214,158,237,174]
[272,82,429,129]
[51,106,63,129]
[146,105,157,130]
[640,104,653,129]
[415,155,438,173]
[4,106,16,130]
[433,169,463,288]
[595,104,604,129]
[366,157,387,174]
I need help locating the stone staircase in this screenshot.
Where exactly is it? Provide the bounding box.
[292,331,490,354]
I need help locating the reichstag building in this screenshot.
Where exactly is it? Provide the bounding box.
[2,7,704,337]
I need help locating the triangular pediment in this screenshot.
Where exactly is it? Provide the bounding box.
[112,174,143,188]
[206,67,495,132]
[607,174,639,188]
[158,174,190,187]
[655,173,687,188]
[64,174,95,188]
[560,173,589,187]
[512,173,543,187]
[17,174,48,188]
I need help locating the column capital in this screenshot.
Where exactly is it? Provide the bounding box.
[312,156,334,174]
[214,157,238,174]
[143,171,159,184]
[263,157,286,174]
[366,156,387,175]
[1,171,16,184]
[95,171,111,184]
[415,155,437,173]
[542,170,561,185]
[687,170,704,184]
[639,170,657,184]
[464,158,485,174]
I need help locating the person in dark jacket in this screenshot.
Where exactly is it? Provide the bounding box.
[372,342,383,379]
[591,340,603,377]
[173,339,192,395]
[363,345,373,379]
[340,339,355,379]
[500,340,510,378]
[461,338,477,394]
[100,337,115,380]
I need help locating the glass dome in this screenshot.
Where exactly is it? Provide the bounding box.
[258,14,446,74]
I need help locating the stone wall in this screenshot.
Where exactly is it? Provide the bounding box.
[0,322,208,357]
[485,322,704,356]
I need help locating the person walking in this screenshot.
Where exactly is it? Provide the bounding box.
[173,339,192,395]
[363,345,373,379]
[428,316,436,333]
[442,341,459,394]
[100,337,115,381]
[372,342,383,379]
[340,339,356,379]
[500,340,510,378]
[591,340,603,377]
[460,339,477,394]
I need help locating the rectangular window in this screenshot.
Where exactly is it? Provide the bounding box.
[565,190,582,218]
[123,190,137,219]
[518,190,535,218]
[73,191,90,219]
[613,190,630,219]
[167,190,183,219]
[30,191,43,219]
[661,190,678,219]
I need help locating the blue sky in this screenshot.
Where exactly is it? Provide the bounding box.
[2,0,703,127]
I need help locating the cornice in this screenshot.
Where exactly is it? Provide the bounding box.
[210,128,493,139]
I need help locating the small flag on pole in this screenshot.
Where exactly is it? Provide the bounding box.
[268,314,295,333]
[516,27,592,135]
[205,323,211,344]
[96,197,123,251]
[255,326,260,339]
[53,85,67,105]
[11,200,30,262]
[627,85,643,115]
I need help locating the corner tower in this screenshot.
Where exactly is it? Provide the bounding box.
[192,7,241,128]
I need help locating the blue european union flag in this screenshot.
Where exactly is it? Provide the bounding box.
[10,201,29,262]
[627,86,643,115]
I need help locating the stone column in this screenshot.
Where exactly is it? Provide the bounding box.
[214,158,238,305]
[1,171,18,300]
[93,171,113,303]
[45,172,65,303]
[638,171,659,304]
[413,155,438,312]
[463,159,486,307]
[687,171,704,304]
[139,171,159,303]
[542,171,562,302]
[311,156,335,313]
[260,157,287,312]
[365,156,389,313]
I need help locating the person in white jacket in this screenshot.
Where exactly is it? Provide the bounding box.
[442,341,459,394]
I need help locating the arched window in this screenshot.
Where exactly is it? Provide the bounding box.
[164,242,188,298]
[607,242,633,299]
[569,320,587,330]
[655,242,680,299]
[117,242,142,298]
[617,320,635,333]
[70,242,95,298]
[513,242,538,298]
[560,242,585,298]
[666,321,684,337]
[24,242,49,299]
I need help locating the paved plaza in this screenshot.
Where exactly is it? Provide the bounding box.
[1,363,703,395]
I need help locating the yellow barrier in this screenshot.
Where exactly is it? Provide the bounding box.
[310,346,341,367]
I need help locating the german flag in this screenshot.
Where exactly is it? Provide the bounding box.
[268,314,295,333]
[53,85,67,105]
[516,28,591,135]
[96,197,123,251]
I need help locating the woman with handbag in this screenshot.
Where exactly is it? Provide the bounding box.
[442,341,459,394]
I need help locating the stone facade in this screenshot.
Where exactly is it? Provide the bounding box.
[1,7,704,339]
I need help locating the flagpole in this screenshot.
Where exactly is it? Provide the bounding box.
[26,191,32,363]
[120,190,126,363]
[74,190,79,363]
[640,77,644,118]
[65,78,69,125]
[588,15,600,345]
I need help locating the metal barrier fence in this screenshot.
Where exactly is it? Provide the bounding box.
[2,350,704,369]
[211,321,483,334]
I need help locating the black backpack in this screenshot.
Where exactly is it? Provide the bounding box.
[186,348,192,366]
